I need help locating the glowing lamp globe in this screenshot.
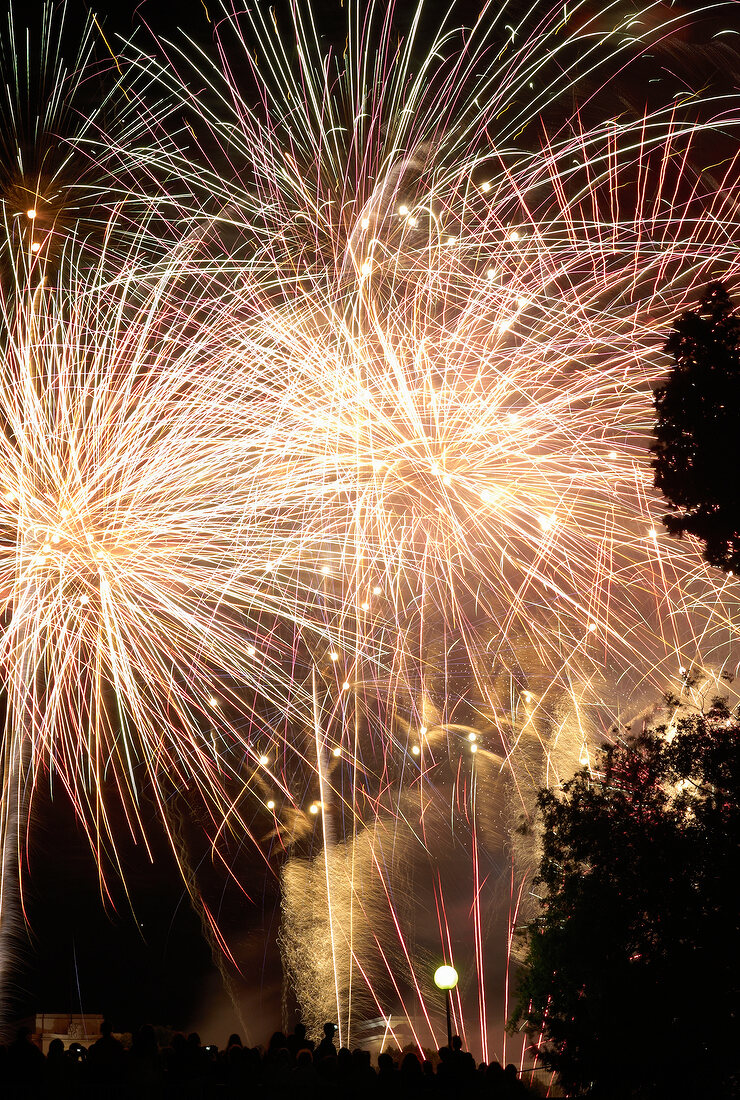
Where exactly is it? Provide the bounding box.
[434,965,458,990]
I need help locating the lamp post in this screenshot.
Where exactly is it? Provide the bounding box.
[433,964,459,1049]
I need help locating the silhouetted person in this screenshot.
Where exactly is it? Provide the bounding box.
[267,1030,288,1054]
[46,1038,65,1061]
[291,1047,319,1100]
[6,1026,45,1099]
[352,1046,376,1099]
[485,1060,506,1097]
[181,1031,205,1086]
[288,1022,314,1058]
[263,1043,294,1098]
[377,1050,400,1099]
[201,1041,221,1093]
[399,1051,426,1099]
[65,1042,88,1096]
[88,1019,125,1096]
[127,1024,162,1099]
[447,1035,476,1088]
[243,1046,263,1089]
[316,1022,338,1060]
[163,1032,189,1092]
[223,1033,247,1096]
[336,1046,355,1091]
[502,1062,530,1096]
[45,1037,73,1097]
[438,1043,475,1097]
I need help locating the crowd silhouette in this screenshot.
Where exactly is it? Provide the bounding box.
[0,1019,534,1099]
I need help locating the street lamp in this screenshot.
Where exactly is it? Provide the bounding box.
[433,964,459,1049]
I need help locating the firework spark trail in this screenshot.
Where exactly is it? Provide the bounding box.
[0,632,34,1026]
[109,0,740,1051]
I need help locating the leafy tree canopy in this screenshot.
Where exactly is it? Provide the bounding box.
[511,701,740,1098]
[652,281,740,573]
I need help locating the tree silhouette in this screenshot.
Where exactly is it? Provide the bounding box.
[511,704,740,1098]
[652,281,740,573]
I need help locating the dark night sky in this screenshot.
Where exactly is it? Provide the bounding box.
[7,0,738,1047]
[21,788,229,1035]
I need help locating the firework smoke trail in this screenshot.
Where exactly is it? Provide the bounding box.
[110,0,740,1050]
[0,642,33,1027]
